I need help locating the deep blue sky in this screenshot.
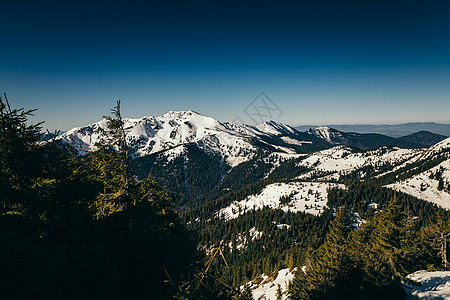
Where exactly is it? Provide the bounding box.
[1,0,450,131]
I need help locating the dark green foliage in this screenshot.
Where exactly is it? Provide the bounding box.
[131,143,223,203]
[421,209,450,270]
[0,97,199,299]
[327,182,438,223]
[290,198,428,300]
[183,206,332,288]
[359,197,419,298]
[290,208,362,299]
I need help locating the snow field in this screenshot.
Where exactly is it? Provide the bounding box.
[217,182,344,220]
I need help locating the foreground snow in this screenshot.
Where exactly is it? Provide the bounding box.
[404,270,450,299]
[243,268,295,300]
[217,182,344,220]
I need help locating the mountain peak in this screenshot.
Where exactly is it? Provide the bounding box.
[308,127,342,143]
[256,120,297,135]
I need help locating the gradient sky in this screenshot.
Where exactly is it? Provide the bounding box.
[1,0,450,131]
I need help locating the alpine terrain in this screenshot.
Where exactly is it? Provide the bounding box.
[54,110,450,299]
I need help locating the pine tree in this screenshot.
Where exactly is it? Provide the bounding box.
[422,209,450,269]
[89,100,136,218]
[0,93,44,215]
[290,208,360,299]
[361,196,418,298]
[276,284,283,300]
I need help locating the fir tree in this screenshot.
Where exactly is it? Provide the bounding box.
[422,209,450,269]
[361,195,418,298]
[290,208,360,299]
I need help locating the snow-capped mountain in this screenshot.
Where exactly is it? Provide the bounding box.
[57,111,333,168]
[254,120,298,136]
[222,120,299,138]
[308,127,344,143]
[58,110,260,167]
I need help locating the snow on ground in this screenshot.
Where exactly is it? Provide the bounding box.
[161,144,186,161]
[228,227,263,252]
[421,137,450,159]
[275,222,291,230]
[297,146,420,181]
[351,212,367,228]
[217,182,344,220]
[244,268,296,300]
[387,159,450,209]
[280,136,313,146]
[404,270,450,299]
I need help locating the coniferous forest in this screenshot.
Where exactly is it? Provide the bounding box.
[1,96,450,299]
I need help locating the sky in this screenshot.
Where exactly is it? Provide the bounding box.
[1,0,450,131]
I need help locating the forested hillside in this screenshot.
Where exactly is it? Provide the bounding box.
[2,97,450,299]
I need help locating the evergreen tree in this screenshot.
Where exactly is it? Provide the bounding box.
[290,208,360,299]
[361,196,419,298]
[276,284,283,300]
[422,209,450,269]
[0,97,200,299]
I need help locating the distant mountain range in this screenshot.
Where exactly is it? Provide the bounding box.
[295,122,450,138]
[307,127,431,150]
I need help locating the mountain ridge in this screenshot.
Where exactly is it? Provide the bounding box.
[296,122,450,137]
[58,111,434,163]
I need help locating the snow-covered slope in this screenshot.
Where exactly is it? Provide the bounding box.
[420,137,450,159]
[58,110,258,167]
[387,159,450,209]
[217,182,344,220]
[298,146,420,180]
[255,120,298,136]
[383,137,450,209]
[243,268,296,300]
[308,127,344,143]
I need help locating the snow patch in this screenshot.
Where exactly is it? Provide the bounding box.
[404,270,450,299]
[243,268,296,300]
